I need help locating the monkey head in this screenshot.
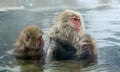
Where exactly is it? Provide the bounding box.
[49,10,85,42]
[57,10,84,36]
[16,25,44,49]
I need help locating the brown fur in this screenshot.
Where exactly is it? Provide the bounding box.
[15,25,44,60]
[16,25,43,49]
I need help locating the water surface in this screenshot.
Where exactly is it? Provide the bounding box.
[0,0,120,72]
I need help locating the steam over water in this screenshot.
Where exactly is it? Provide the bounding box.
[0,0,120,72]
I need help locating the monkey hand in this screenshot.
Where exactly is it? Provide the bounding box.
[76,43,93,60]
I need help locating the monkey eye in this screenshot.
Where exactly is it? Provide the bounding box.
[73,18,77,21]
[25,34,30,41]
[72,17,80,22]
[27,35,30,39]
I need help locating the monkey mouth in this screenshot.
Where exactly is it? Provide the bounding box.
[73,23,80,32]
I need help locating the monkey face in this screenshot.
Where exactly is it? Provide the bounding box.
[24,33,44,48]
[70,16,81,32]
[57,10,84,34]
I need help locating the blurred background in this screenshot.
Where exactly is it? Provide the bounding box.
[0,0,120,72]
[0,0,119,11]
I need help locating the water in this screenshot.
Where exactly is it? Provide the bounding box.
[0,0,120,72]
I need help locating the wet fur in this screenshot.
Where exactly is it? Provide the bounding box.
[74,34,97,66]
[15,25,44,60]
[47,10,97,66]
[49,10,84,43]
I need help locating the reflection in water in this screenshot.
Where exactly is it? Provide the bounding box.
[44,61,82,72]
[16,60,44,72]
[0,0,120,72]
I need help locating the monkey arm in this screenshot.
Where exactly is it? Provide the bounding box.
[75,34,97,66]
[76,44,97,66]
[47,39,77,61]
[46,40,65,60]
[76,44,95,60]
[56,39,77,55]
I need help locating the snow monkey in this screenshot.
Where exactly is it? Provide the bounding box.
[14,25,44,60]
[46,10,97,66]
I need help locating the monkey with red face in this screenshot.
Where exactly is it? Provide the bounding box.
[46,10,97,66]
[14,25,45,60]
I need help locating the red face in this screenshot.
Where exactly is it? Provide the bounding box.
[71,16,81,32]
[38,36,44,47]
